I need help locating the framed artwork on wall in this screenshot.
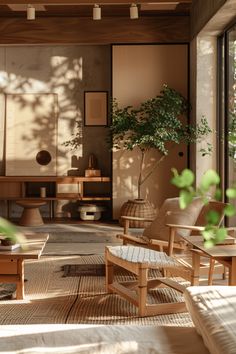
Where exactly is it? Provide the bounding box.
[84,91,108,126]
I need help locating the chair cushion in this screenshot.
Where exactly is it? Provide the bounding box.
[184,286,236,354]
[142,197,204,243]
[106,245,187,269]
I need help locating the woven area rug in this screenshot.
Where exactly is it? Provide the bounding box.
[20,223,130,243]
[62,263,106,276]
[0,254,193,326]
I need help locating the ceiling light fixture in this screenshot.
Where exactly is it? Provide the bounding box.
[130,3,138,19]
[27,4,35,20]
[93,4,101,20]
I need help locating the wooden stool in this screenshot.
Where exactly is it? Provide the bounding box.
[16,201,46,226]
[105,245,188,317]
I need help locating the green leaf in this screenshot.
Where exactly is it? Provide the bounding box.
[214,188,222,201]
[0,217,18,237]
[226,188,236,199]
[224,204,236,217]
[179,190,193,209]
[171,168,194,188]
[202,228,214,240]
[0,217,25,245]
[215,228,227,243]
[206,210,220,225]
[181,169,195,187]
[204,239,215,249]
[200,170,220,190]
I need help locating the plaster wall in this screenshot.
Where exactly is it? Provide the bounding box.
[0,45,111,218]
[191,35,218,186]
[112,44,188,219]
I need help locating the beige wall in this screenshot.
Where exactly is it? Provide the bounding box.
[5,93,58,176]
[0,45,111,178]
[0,45,111,218]
[112,44,188,219]
[190,35,218,185]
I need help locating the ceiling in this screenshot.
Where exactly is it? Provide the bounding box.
[0,1,192,18]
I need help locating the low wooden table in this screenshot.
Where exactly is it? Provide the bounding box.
[0,233,49,299]
[181,235,236,285]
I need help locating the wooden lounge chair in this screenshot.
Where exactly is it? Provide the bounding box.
[118,198,228,283]
[105,199,229,316]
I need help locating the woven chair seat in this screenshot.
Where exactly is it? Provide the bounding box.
[107,245,188,270]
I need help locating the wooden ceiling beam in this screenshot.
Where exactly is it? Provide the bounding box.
[0,16,190,44]
[1,0,191,4]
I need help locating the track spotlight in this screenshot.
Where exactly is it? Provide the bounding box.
[93,4,101,20]
[27,4,35,20]
[130,3,139,19]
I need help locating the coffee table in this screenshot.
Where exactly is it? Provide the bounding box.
[180,235,236,285]
[0,233,49,299]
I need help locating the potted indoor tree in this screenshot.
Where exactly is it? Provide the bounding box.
[110,84,212,227]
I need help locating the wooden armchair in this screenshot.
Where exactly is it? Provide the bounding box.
[118,198,228,284]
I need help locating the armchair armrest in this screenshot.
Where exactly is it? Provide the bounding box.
[149,238,186,250]
[121,215,154,234]
[165,223,204,257]
[165,223,205,232]
[121,215,154,222]
[116,233,147,245]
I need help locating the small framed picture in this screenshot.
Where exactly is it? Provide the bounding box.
[84,91,108,126]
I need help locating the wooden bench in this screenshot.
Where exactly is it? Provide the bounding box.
[105,245,190,316]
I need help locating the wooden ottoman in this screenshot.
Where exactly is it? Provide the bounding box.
[16,201,46,226]
[105,245,188,317]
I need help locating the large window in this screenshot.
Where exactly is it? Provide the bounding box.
[219,24,236,225]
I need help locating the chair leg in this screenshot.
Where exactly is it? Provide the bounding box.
[208,258,215,285]
[191,251,200,286]
[138,267,148,316]
[222,266,227,280]
[105,258,114,294]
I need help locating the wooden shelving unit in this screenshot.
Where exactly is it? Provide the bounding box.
[0,176,111,219]
[0,176,111,200]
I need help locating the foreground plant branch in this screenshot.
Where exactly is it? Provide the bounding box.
[171,168,236,248]
[0,217,25,245]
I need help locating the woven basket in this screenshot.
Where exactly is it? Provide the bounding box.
[119,199,156,228]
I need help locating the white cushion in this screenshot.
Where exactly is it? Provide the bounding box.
[107,245,186,269]
[184,286,236,354]
[142,197,204,243]
[0,324,209,354]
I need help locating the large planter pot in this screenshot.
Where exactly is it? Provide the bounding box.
[119,199,156,228]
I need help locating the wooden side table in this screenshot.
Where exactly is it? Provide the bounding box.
[0,233,49,299]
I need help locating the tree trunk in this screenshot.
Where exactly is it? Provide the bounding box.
[138,150,145,199]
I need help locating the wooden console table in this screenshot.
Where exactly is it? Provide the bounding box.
[0,176,111,219]
[0,233,49,299]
